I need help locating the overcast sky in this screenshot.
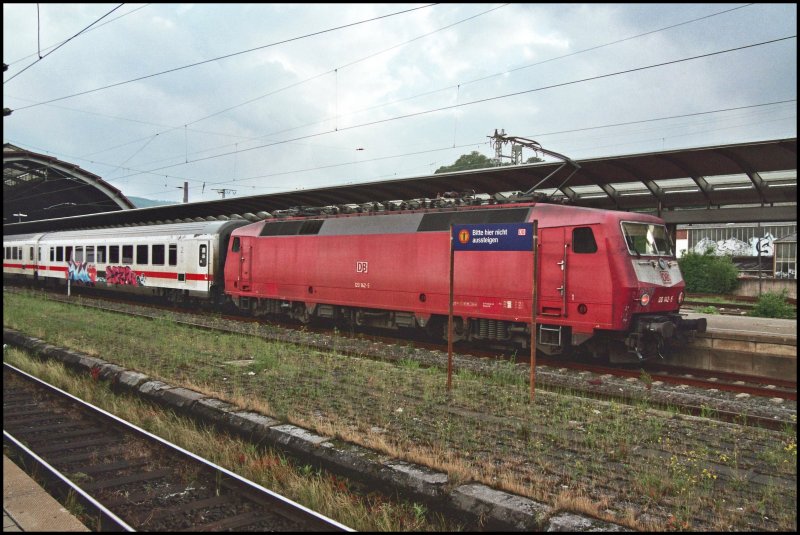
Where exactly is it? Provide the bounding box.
[3,3,797,204]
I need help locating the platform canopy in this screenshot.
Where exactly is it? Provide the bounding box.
[3,137,796,234]
[3,143,135,224]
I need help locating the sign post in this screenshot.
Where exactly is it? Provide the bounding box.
[448,221,537,399]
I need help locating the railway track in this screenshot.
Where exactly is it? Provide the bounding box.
[5,286,795,423]
[3,362,353,532]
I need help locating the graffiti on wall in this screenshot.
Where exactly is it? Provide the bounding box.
[693,233,775,257]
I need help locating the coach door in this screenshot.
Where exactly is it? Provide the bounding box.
[538,227,567,318]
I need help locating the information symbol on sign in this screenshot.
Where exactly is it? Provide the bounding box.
[458,229,470,245]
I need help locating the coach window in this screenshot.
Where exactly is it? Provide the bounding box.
[30,247,35,261]
[97,246,106,263]
[109,245,120,263]
[122,245,133,264]
[573,227,598,254]
[75,246,84,262]
[87,246,95,263]
[137,244,149,265]
[168,244,177,266]
[199,244,207,267]
[65,246,73,262]
[152,244,165,265]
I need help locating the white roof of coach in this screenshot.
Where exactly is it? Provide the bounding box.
[6,221,245,243]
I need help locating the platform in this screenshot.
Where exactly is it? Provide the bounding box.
[672,312,797,380]
[3,455,89,532]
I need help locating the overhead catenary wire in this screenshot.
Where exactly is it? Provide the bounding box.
[30,2,752,169]
[89,36,797,185]
[4,4,126,84]
[8,4,439,110]
[6,98,794,204]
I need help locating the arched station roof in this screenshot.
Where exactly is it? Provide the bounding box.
[3,143,135,224]
[3,137,796,235]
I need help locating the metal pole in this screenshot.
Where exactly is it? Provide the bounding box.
[447,225,455,392]
[530,220,538,402]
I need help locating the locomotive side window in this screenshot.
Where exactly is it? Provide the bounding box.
[152,244,165,265]
[168,244,177,266]
[231,237,240,252]
[97,246,106,263]
[199,244,207,267]
[122,245,133,264]
[573,227,597,254]
[137,245,149,265]
[109,246,120,263]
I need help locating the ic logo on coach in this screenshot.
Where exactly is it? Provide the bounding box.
[356,261,368,273]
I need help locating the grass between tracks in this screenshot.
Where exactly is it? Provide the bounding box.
[3,349,454,532]
[3,290,797,531]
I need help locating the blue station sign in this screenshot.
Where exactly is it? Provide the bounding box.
[452,222,534,252]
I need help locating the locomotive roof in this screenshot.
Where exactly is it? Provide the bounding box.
[231,202,664,237]
[4,220,249,243]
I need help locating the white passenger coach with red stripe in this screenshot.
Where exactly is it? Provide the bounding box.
[3,221,248,303]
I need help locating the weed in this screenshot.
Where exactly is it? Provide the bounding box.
[638,369,653,390]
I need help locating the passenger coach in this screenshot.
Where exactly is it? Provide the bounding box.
[3,220,248,303]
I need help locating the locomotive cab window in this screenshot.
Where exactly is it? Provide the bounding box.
[573,227,597,254]
[199,244,208,267]
[621,222,674,256]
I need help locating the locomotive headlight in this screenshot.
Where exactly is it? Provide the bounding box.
[639,292,651,307]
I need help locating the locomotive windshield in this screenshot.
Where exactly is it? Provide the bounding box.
[621,222,674,257]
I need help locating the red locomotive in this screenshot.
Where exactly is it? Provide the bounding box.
[224,201,706,362]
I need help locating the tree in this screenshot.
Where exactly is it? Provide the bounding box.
[434,151,494,174]
[434,152,544,174]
